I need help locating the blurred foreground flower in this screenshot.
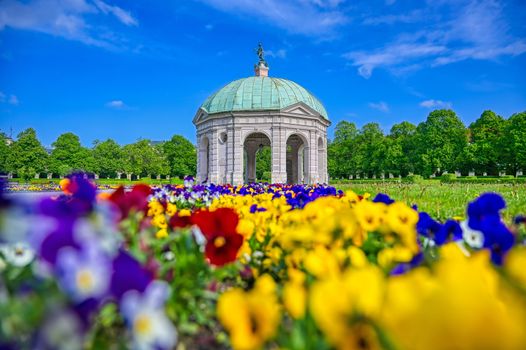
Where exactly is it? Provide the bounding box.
[121,281,177,350]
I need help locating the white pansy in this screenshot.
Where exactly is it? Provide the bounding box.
[163,251,175,261]
[121,281,177,350]
[460,220,484,249]
[421,237,436,249]
[0,242,35,267]
[191,226,207,247]
[41,309,84,350]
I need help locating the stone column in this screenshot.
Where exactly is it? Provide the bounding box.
[232,127,244,185]
[298,144,305,183]
[308,131,317,184]
[208,129,220,184]
[197,134,211,183]
[271,124,287,184]
[47,173,52,180]
[226,126,235,184]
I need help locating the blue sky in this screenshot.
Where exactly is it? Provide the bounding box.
[1,0,525,147]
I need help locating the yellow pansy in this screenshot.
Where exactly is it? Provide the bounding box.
[147,200,164,217]
[179,209,191,217]
[217,275,280,350]
[354,200,385,232]
[310,266,385,350]
[156,228,168,239]
[166,202,177,216]
[151,214,168,229]
[283,282,307,320]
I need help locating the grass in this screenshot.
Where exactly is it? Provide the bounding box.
[334,180,526,222]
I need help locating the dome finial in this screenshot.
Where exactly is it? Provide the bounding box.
[254,42,269,77]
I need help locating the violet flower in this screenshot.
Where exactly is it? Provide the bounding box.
[55,243,111,303]
[120,281,177,350]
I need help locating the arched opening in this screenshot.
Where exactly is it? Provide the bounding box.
[286,134,308,184]
[318,137,325,183]
[199,136,210,182]
[243,132,271,183]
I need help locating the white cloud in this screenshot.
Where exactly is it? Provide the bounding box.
[265,49,287,59]
[0,0,137,48]
[106,100,127,109]
[345,42,447,78]
[198,0,348,36]
[363,10,425,26]
[305,0,346,8]
[0,91,19,105]
[8,95,19,105]
[344,0,526,78]
[93,0,137,26]
[419,99,452,109]
[368,101,389,112]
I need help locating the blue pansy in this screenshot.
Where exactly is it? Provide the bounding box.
[435,220,462,245]
[372,193,395,205]
[416,212,442,238]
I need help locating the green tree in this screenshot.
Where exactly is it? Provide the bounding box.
[49,132,94,175]
[256,146,271,181]
[162,135,197,178]
[92,139,124,178]
[329,121,359,178]
[355,123,385,176]
[469,110,505,175]
[413,110,467,176]
[0,133,10,173]
[123,140,168,178]
[502,112,526,174]
[388,121,417,176]
[7,128,48,178]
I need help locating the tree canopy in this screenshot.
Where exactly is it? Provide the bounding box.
[327,109,525,179]
[162,135,197,178]
[1,130,197,180]
[6,128,48,179]
[50,132,94,175]
[92,139,124,178]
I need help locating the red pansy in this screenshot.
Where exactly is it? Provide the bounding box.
[191,208,243,266]
[109,184,152,220]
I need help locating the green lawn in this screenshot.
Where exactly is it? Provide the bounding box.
[334,180,526,221]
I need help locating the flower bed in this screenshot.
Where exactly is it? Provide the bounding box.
[1,174,525,350]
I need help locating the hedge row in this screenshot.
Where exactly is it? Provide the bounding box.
[331,175,526,185]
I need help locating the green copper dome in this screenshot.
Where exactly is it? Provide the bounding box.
[200,76,328,120]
